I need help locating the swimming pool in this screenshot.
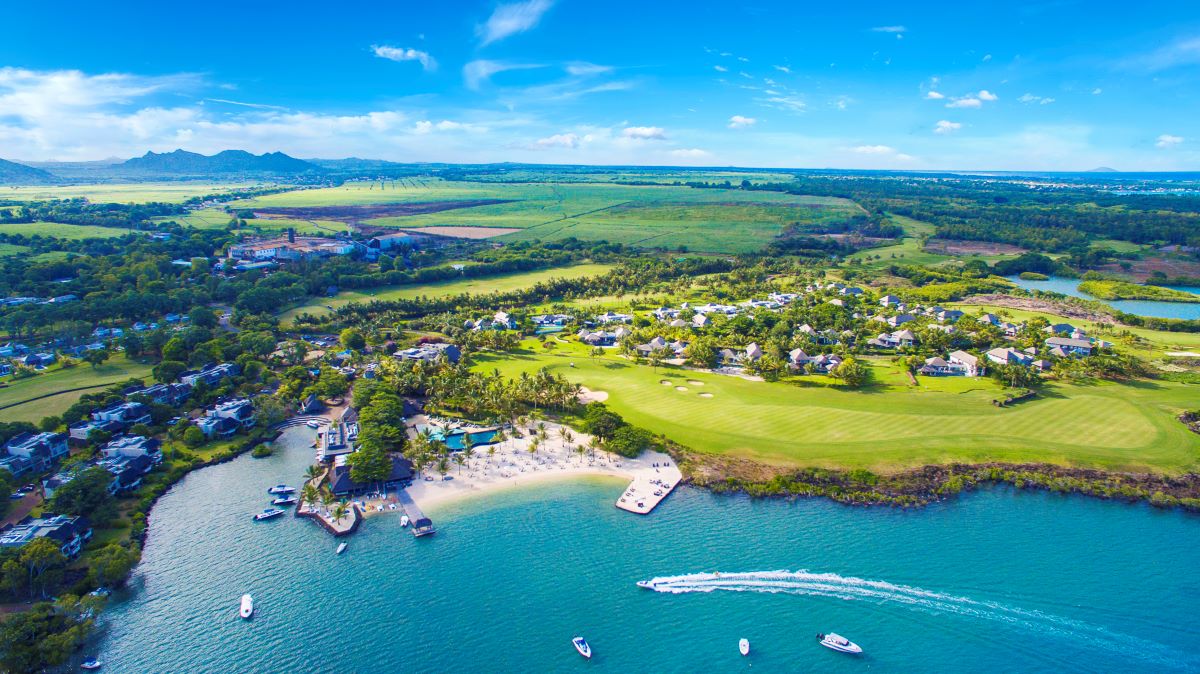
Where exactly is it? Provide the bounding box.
[416,425,499,451]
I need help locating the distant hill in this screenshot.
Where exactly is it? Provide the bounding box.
[0,157,57,184]
[1087,167,1119,173]
[121,149,323,175]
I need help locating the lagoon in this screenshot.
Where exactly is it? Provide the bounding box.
[94,427,1200,673]
[1006,275,1200,320]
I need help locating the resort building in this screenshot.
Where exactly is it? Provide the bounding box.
[328,455,414,496]
[209,399,256,428]
[394,342,461,364]
[100,435,161,462]
[318,422,356,462]
[987,347,1035,367]
[228,232,356,262]
[68,419,125,443]
[869,329,918,349]
[4,432,69,474]
[0,515,92,558]
[92,402,152,427]
[196,416,239,439]
[1045,336,1094,357]
[948,351,984,376]
[180,362,240,387]
[593,311,634,324]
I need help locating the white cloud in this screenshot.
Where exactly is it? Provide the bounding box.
[669,148,711,159]
[934,120,962,134]
[1018,93,1055,105]
[463,60,542,90]
[713,65,729,73]
[1122,36,1200,72]
[871,25,906,33]
[478,0,555,46]
[946,97,982,108]
[982,54,992,62]
[533,132,582,149]
[728,115,757,128]
[622,126,666,140]
[1092,88,1103,95]
[412,120,486,134]
[978,89,999,101]
[759,95,806,113]
[1156,134,1184,149]
[773,65,792,74]
[565,62,612,76]
[371,45,436,71]
[925,91,945,100]
[852,145,896,154]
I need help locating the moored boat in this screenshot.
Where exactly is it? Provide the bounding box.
[81,659,102,670]
[817,632,862,654]
[739,638,750,656]
[572,636,592,659]
[254,508,284,521]
[336,542,347,555]
[239,594,254,619]
[400,515,410,527]
[267,484,294,494]
[305,420,320,429]
[272,497,297,506]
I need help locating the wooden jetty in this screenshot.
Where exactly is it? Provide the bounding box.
[397,488,436,537]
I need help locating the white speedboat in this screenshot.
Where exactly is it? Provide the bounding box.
[739,638,750,656]
[305,420,320,429]
[267,485,294,495]
[635,580,658,590]
[272,497,297,506]
[253,508,284,521]
[817,632,862,654]
[400,515,410,527]
[81,659,103,670]
[336,542,347,555]
[239,594,254,619]
[572,636,592,659]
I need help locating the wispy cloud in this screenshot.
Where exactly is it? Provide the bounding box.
[934,120,962,134]
[204,98,289,111]
[1122,36,1200,72]
[565,62,612,77]
[463,60,543,90]
[946,90,997,108]
[728,115,757,128]
[478,0,555,46]
[924,91,945,100]
[773,65,792,74]
[1018,93,1055,105]
[758,95,806,113]
[413,120,487,134]
[669,148,710,159]
[532,132,586,149]
[371,45,436,71]
[871,25,906,33]
[714,65,729,73]
[1156,134,1184,149]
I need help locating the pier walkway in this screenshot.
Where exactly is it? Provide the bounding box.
[397,488,436,536]
[615,456,682,515]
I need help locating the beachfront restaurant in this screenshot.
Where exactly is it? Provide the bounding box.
[328,455,415,497]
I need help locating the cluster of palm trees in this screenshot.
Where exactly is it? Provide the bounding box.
[386,359,583,422]
[298,464,351,525]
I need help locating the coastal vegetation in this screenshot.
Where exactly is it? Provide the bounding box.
[1077,279,1200,302]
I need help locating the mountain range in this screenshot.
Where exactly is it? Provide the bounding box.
[0,157,57,184]
[121,149,323,175]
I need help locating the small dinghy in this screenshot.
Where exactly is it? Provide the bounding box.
[400,515,410,527]
[739,638,750,656]
[239,594,254,619]
[81,660,103,670]
[336,542,347,555]
[817,632,862,654]
[572,636,592,659]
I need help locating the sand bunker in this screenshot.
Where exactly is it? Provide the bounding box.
[660,380,673,385]
[698,392,714,398]
[675,386,689,391]
[687,380,704,386]
[577,387,609,403]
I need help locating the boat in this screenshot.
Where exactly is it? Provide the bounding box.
[81,660,102,670]
[253,509,284,521]
[239,594,254,619]
[267,485,294,494]
[635,580,658,590]
[272,497,297,506]
[816,633,862,654]
[572,636,592,659]
[336,542,347,555]
[739,638,750,656]
[400,515,410,527]
[305,420,320,429]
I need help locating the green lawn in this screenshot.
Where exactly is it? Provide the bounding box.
[1,181,267,204]
[473,341,1200,474]
[0,221,134,239]
[0,243,29,257]
[152,207,350,235]
[0,355,155,423]
[849,215,1025,269]
[232,180,863,253]
[279,263,617,323]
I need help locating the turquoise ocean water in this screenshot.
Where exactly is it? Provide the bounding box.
[1005,275,1200,320]
[93,428,1200,673]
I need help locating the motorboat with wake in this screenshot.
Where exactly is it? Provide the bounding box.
[239,594,254,619]
[739,638,750,656]
[817,632,862,654]
[253,508,284,521]
[336,542,347,555]
[636,580,658,590]
[572,636,592,659]
[267,484,294,495]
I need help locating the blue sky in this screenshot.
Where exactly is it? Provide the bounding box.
[1,0,1198,170]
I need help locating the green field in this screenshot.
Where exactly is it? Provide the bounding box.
[280,263,616,322]
[153,207,350,235]
[0,355,155,423]
[234,180,863,253]
[473,340,1200,474]
[0,243,29,257]
[0,181,266,204]
[0,221,135,239]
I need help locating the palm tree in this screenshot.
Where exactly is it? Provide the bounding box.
[453,452,466,474]
[301,484,319,512]
[332,502,349,525]
[588,436,601,459]
[320,490,335,516]
[304,464,323,483]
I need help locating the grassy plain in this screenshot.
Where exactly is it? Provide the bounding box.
[474,341,1200,474]
[0,243,29,257]
[0,355,155,423]
[279,263,616,322]
[234,180,863,253]
[152,207,350,235]
[0,182,265,204]
[0,221,136,239]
